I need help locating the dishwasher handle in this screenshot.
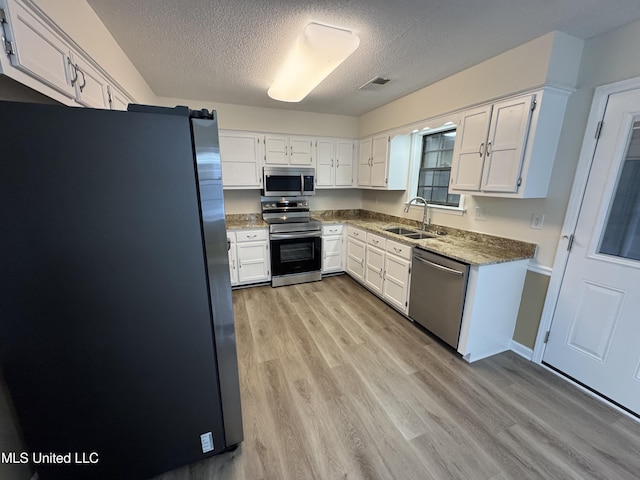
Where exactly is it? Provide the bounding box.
[413,255,463,276]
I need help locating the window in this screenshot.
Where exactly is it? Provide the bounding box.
[416,129,460,207]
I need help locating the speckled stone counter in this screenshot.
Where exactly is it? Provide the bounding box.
[311,209,535,266]
[225,213,267,229]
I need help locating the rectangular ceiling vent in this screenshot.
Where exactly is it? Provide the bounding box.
[359,76,390,90]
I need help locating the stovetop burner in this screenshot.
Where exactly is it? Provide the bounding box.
[261,196,320,233]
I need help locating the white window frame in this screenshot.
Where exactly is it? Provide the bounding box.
[404,117,466,216]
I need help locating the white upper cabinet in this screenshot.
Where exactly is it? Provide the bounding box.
[219,130,263,189]
[264,134,314,166]
[70,53,108,108]
[2,0,76,98]
[335,139,356,187]
[316,138,335,187]
[449,88,570,198]
[0,0,135,109]
[316,138,355,188]
[358,133,410,190]
[104,84,132,111]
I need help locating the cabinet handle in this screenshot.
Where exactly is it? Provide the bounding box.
[336,158,340,167]
[379,268,383,278]
[331,159,334,167]
[77,68,86,92]
[372,239,379,244]
[330,228,337,233]
[394,247,402,253]
[486,141,491,156]
[232,259,236,269]
[246,234,257,239]
[68,58,78,86]
[478,142,484,157]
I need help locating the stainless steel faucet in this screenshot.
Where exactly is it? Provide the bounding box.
[404,196,430,230]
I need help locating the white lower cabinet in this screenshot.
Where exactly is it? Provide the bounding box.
[345,226,412,314]
[227,233,239,285]
[322,224,343,274]
[227,229,270,286]
[365,233,386,295]
[382,239,412,314]
[346,226,366,282]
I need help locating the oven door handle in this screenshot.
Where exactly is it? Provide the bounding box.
[271,231,321,240]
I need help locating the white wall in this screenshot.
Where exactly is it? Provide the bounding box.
[156,97,358,137]
[224,189,362,215]
[359,31,584,267]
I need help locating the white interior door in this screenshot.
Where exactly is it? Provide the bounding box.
[543,88,640,416]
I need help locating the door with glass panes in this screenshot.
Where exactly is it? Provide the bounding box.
[543,88,640,416]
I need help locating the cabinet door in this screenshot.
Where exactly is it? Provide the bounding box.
[481,94,535,193]
[237,241,269,284]
[346,237,366,282]
[264,134,288,164]
[289,136,314,165]
[358,137,372,186]
[105,85,130,111]
[365,244,385,295]
[228,243,238,285]
[322,235,343,273]
[335,139,355,187]
[450,105,492,191]
[315,138,335,187]
[72,54,108,108]
[370,134,389,187]
[383,254,411,313]
[4,0,75,98]
[220,131,262,188]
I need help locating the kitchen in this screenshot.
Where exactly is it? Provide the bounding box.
[1,0,640,478]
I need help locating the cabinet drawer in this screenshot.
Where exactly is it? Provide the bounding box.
[323,224,343,236]
[235,229,267,242]
[367,232,386,249]
[348,227,365,240]
[386,239,412,260]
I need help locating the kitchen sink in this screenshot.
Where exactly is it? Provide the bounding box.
[383,226,442,239]
[403,231,437,239]
[383,227,418,235]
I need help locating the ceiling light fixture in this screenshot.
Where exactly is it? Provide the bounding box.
[267,22,360,103]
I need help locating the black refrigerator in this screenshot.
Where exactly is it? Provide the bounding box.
[0,101,243,479]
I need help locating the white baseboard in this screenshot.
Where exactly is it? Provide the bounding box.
[510,340,533,360]
[527,261,553,276]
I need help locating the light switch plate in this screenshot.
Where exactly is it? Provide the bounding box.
[475,207,488,221]
[530,213,545,229]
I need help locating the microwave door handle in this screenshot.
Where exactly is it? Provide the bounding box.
[300,174,304,195]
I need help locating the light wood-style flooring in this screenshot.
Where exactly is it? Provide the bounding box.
[155,274,640,480]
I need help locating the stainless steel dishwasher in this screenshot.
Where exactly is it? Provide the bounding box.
[408,249,469,348]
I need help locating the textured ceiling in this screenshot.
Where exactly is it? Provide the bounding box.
[86,0,640,116]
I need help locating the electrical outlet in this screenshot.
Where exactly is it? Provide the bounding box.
[475,207,488,221]
[530,213,545,229]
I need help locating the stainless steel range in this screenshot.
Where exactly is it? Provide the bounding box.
[261,196,322,287]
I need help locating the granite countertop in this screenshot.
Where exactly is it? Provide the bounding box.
[225,213,267,229]
[312,210,536,266]
[225,209,536,266]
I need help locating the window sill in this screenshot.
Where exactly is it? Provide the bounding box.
[406,203,466,216]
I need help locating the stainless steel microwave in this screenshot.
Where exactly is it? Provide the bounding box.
[262,167,315,196]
